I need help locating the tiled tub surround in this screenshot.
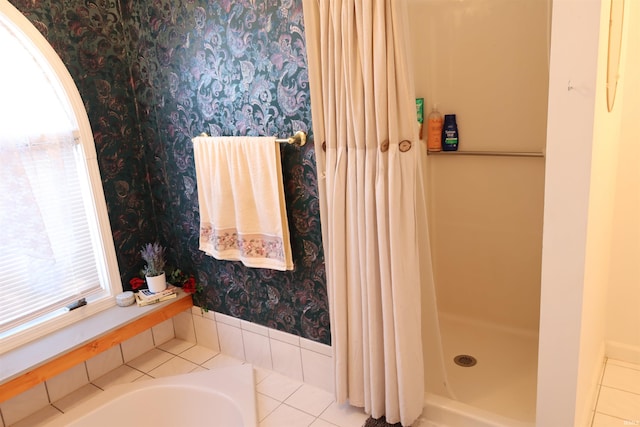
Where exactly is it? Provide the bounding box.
[0,294,193,402]
[0,308,339,427]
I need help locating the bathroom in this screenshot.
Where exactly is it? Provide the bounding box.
[1,0,639,426]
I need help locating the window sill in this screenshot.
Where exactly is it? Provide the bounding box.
[0,291,193,402]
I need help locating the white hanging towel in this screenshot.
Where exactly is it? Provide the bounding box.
[192,135,294,271]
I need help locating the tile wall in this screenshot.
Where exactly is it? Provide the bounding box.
[0,308,334,426]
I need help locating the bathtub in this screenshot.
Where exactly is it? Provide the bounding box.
[44,364,257,427]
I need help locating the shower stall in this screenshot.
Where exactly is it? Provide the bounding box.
[407,0,550,424]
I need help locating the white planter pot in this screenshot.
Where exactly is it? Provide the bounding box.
[146,272,167,293]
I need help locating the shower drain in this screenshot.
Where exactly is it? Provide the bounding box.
[453,354,477,367]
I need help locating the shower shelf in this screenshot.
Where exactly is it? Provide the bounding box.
[427,150,544,158]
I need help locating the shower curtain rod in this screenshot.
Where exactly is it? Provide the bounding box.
[196,131,307,147]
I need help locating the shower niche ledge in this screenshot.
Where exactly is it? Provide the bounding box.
[427,150,544,158]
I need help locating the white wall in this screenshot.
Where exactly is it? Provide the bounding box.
[407,0,548,334]
[606,0,640,361]
[537,0,631,425]
[535,0,600,425]
[575,0,627,422]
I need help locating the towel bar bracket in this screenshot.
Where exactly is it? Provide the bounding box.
[276,131,306,146]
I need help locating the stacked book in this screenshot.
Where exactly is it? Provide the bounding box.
[135,285,178,306]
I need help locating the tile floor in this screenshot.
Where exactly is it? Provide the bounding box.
[9,338,640,426]
[591,358,640,426]
[8,338,369,427]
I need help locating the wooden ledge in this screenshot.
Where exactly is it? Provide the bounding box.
[0,296,193,402]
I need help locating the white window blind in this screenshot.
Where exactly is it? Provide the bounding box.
[0,10,115,339]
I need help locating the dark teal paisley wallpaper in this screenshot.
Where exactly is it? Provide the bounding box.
[10,0,329,344]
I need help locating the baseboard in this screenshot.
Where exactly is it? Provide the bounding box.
[606,340,640,364]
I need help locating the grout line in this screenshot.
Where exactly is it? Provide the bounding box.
[282,383,304,403]
[589,401,599,426]
[171,316,177,343]
[279,401,322,419]
[213,318,222,354]
[598,384,640,397]
[299,342,307,384]
[43,379,52,405]
[117,343,125,369]
[599,357,608,385]
[125,364,151,378]
[301,346,332,357]
[189,311,198,344]
[50,403,64,414]
[240,328,247,362]
[592,410,632,422]
[266,331,274,371]
[589,357,608,427]
[82,360,91,386]
[91,382,106,392]
[606,358,640,372]
[150,325,157,348]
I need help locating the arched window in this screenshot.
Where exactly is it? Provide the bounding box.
[0,1,122,352]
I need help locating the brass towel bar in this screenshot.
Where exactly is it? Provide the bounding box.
[196,131,307,147]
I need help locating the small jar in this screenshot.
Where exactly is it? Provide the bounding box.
[116,291,135,307]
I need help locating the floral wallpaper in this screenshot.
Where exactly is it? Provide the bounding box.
[10,0,329,344]
[8,0,160,282]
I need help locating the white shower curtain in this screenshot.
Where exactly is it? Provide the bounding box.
[303,1,425,425]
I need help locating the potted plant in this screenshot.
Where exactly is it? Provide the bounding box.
[141,242,167,293]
